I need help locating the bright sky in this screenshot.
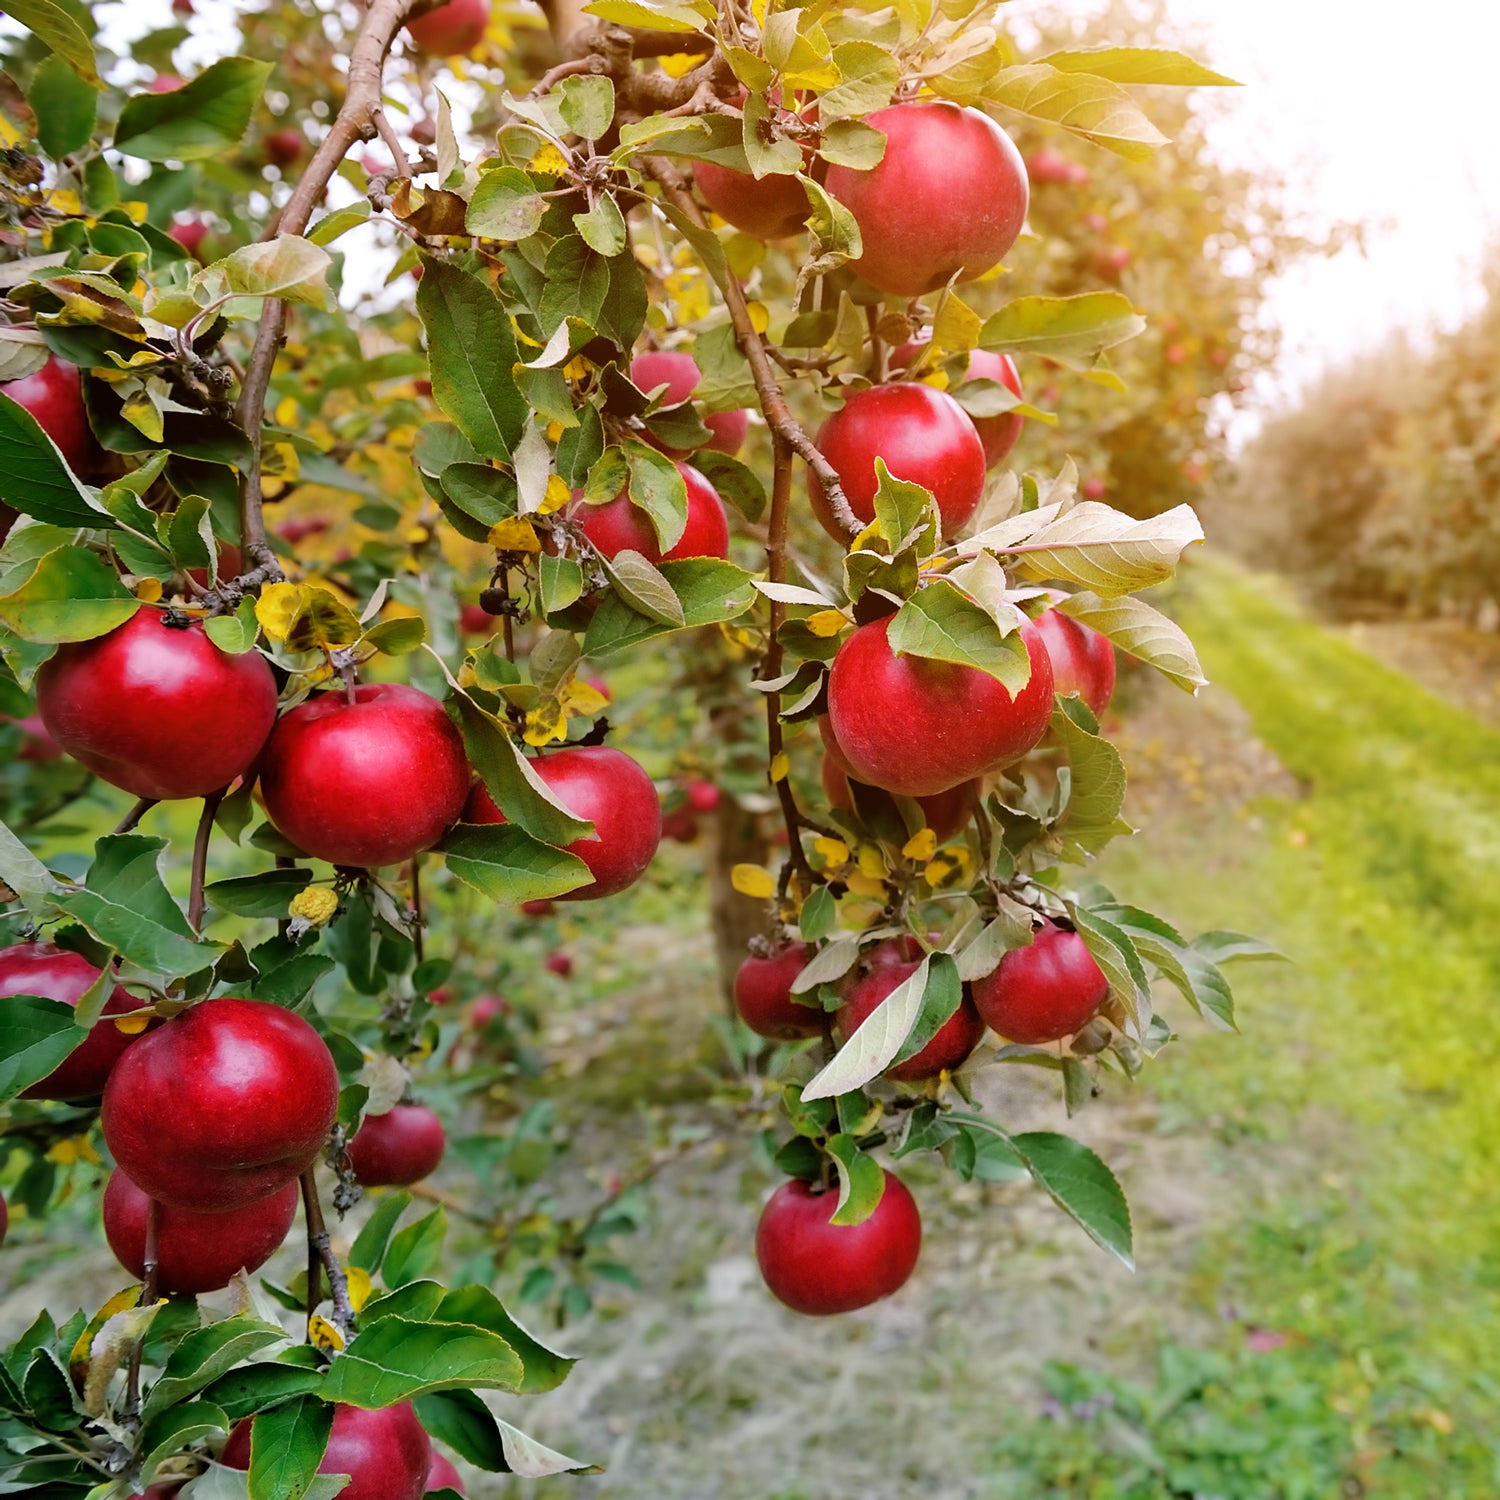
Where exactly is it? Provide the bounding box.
[1157,0,1500,419]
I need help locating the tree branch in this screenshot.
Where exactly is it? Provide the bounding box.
[301,1167,356,1342]
[640,156,862,537]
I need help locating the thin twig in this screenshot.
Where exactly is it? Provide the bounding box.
[409,855,424,967]
[113,798,157,836]
[640,158,861,537]
[122,1197,161,1422]
[370,106,408,175]
[186,788,227,933]
[301,1168,356,1341]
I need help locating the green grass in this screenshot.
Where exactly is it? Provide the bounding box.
[1017,560,1500,1495]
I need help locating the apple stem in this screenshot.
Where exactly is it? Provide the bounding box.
[234,0,418,562]
[113,797,157,836]
[122,1197,162,1426]
[300,1167,357,1342]
[639,157,864,539]
[339,658,360,708]
[186,788,227,933]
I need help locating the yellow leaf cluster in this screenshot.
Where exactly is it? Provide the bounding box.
[731,864,776,899]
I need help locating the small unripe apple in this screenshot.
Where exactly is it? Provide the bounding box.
[36,609,279,801]
[427,1451,466,1494]
[970,920,1109,1044]
[0,942,139,1099]
[809,383,986,542]
[1082,212,1109,235]
[1026,147,1075,184]
[756,1170,921,1315]
[575,462,730,564]
[827,615,1055,797]
[405,0,489,55]
[1033,607,1116,717]
[221,1403,431,1500]
[733,943,820,1040]
[837,959,983,1081]
[545,950,574,978]
[0,354,93,473]
[695,160,811,240]
[465,744,662,900]
[260,682,471,868]
[264,129,304,168]
[100,997,339,1212]
[347,1104,446,1187]
[103,1169,299,1294]
[824,102,1028,299]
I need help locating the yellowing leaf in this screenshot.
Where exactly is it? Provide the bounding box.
[344,1266,373,1313]
[560,679,608,716]
[746,301,770,334]
[805,609,849,637]
[308,1314,344,1352]
[924,846,975,889]
[47,1135,101,1166]
[522,699,567,747]
[902,828,938,861]
[813,836,850,866]
[855,842,887,878]
[769,752,790,783]
[530,142,570,176]
[113,1012,151,1035]
[134,578,163,602]
[274,396,298,426]
[255,583,361,652]
[845,872,888,898]
[933,292,983,354]
[255,581,309,642]
[487,517,541,552]
[731,863,775,899]
[541,473,572,514]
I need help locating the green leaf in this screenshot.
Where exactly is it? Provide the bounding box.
[319,1316,523,1408]
[1190,930,1287,967]
[415,259,527,461]
[819,40,900,119]
[195,235,331,314]
[29,55,98,156]
[307,201,372,246]
[1049,706,1131,859]
[383,1208,448,1288]
[0,816,64,918]
[5,0,101,87]
[466,167,549,242]
[1068,905,1151,1032]
[742,92,801,179]
[0,996,87,1104]
[248,1391,333,1500]
[555,75,615,141]
[572,194,627,256]
[538,553,583,614]
[439,823,591,904]
[582,0,707,32]
[52,834,221,975]
[620,439,687,552]
[986,63,1168,161]
[1057,590,1207,693]
[802,956,929,1101]
[1003,502,1204,597]
[538,236,609,338]
[141,1318,286,1419]
[199,1363,324,1423]
[603,550,685,628]
[886,580,1030,690]
[349,1191,413,1275]
[888,952,964,1070]
[114,57,273,161]
[138,1400,229,1485]
[204,596,260,654]
[581,557,755,656]
[205,867,314,919]
[690,450,764,523]
[362,617,425,657]
[0,393,107,523]
[432,1286,575,1394]
[0,549,136,644]
[978,292,1146,370]
[871,457,937,553]
[799,884,836,944]
[824,1133,887,1226]
[817,118,887,170]
[1036,46,1240,88]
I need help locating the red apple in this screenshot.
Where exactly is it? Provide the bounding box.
[661,805,698,843]
[0,942,139,1100]
[103,1169,299,1294]
[809,384,985,543]
[1082,212,1110,235]
[1081,477,1107,501]
[893,338,1025,469]
[685,779,720,813]
[1165,342,1187,366]
[818,713,856,777]
[100,997,339,1212]
[265,129,304,168]
[756,1169,921,1315]
[466,994,508,1030]
[824,102,1028,299]
[970,919,1109,1044]
[518,899,554,918]
[36,609,279,801]
[575,462,729,564]
[1026,146,1079,185]
[346,1104,446,1187]
[733,942,820,1040]
[405,0,489,55]
[148,73,185,93]
[459,604,493,635]
[0,354,92,473]
[704,409,749,456]
[630,350,699,409]
[275,516,330,544]
[168,215,208,256]
[820,753,976,845]
[464,744,662,899]
[837,958,983,1081]
[826,615,1055,797]
[260,682,470,867]
[695,160,810,240]
[1033,607,1116,717]
[427,1452,465,1494]
[545,950,574,978]
[4,714,62,764]
[221,1403,431,1500]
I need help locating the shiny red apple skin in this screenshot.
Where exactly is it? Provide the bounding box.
[464,744,662,900]
[970,920,1109,1044]
[630,350,699,408]
[265,129,304,167]
[827,615,1055,797]
[222,1402,431,1500]
[101,997,339,1212]
[576,462,729,564]
[837,959,983,1081]
[459,604,493,635]
[695,161,810,240]
[0,355,92,473]
[824,102,1028,299]
[103,1169,299,1294]
[36,609,279,801]
[808,384,985,543]
[704,408,749,456]
[545,950,574,977]
[820,752,975,845]
[756,1170,921,1315]
[426,1452,466,1494]
[260,683,470,868]
[167,212,207,257]
[0,942,139,1100]
[346,1104,446,1187]
[733,943,820,1040]
[404,0,488,54]
[1034,608,1116,718]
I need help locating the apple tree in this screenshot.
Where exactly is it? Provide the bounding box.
[0,0,1276,1491]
